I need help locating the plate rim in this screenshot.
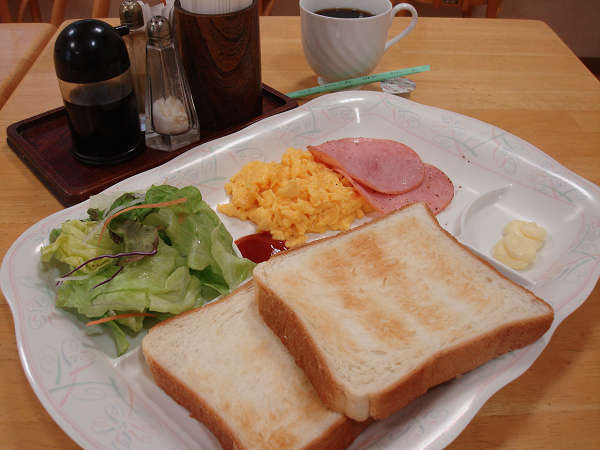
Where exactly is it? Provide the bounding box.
[2,90,600,450]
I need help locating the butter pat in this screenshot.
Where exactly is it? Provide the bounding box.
[493,220,547,270]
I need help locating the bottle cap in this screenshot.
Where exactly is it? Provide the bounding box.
[54,19,130,83]
[119,0,144,29]
[147,16,172,46]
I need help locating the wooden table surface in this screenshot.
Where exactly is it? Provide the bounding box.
[0,22,56,109]
[0,16,599,449]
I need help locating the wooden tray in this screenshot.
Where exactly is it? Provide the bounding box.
[7,84,297,206]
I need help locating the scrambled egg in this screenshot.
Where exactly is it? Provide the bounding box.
[218,148,372,247]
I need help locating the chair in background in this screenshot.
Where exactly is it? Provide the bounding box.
[16,0,42,22]
[2,0,110,25]
[0,2,11,22]
[406,0,502,18]
[5,0,274,24]
[50,0,110,26]
[258,0,276,16]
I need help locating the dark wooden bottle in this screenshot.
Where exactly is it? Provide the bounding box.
[174,0,262,132]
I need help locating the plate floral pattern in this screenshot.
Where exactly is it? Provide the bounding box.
[2,91,599,449]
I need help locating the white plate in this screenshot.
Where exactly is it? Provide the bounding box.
[2,91,600,449]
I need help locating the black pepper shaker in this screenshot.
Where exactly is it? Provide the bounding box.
[54,19,144,165]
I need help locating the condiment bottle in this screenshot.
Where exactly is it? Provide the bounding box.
[119,0,146,120]
[145,15,200,151]
[54,19,143,165]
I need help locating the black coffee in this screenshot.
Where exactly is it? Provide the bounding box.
[315,8,374,18]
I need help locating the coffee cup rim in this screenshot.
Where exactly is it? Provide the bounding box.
[299,0,391,20]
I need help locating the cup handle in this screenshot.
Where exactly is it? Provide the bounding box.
[384,3,418,52]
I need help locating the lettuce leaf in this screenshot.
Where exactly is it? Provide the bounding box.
[143,186,255,287]
[43,185,255,356]
[41,220,119,273]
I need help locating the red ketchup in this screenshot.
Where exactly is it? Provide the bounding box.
[235,232,288,264]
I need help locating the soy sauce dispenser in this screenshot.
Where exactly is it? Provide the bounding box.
[54,19,144,165]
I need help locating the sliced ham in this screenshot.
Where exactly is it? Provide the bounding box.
[344,163,454,215]
[308,138,425,194]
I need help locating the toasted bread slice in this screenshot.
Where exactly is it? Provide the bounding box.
[142,282,368,450]
[254,203,554,421]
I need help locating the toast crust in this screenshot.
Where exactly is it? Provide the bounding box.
[256,281,350,414]
[143,282,370,449]
[258,276,552,420]
[254,203,554,421]
[146,351,369,450]
[144,353,244,450]
[305,416,371,450]
[369,313,552,418]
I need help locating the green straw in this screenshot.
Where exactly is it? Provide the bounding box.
[286,65,431,99]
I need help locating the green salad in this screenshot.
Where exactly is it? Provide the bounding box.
[41,185,255,355]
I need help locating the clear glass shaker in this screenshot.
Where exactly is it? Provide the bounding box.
[145,15,200,151]
[119,0,146,122]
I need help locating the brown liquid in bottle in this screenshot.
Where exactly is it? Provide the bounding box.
[64,89,142,165]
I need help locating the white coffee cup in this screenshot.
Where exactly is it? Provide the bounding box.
[300,0,418,83]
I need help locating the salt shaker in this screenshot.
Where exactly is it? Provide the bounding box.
[119,0,146,120]
[145,15,199,151]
